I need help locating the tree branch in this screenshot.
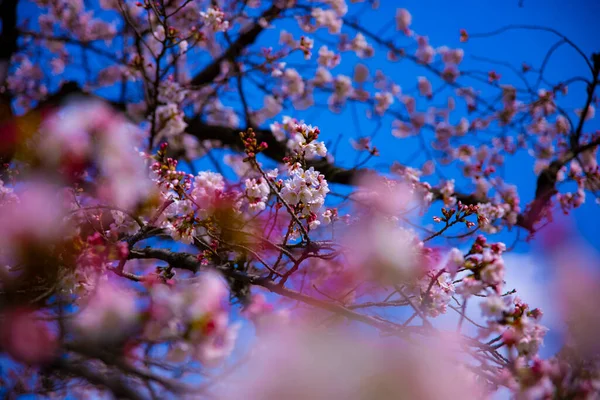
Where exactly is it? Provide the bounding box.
[0,0,19,84]
[52,358,146,400]
[185,118,372,184]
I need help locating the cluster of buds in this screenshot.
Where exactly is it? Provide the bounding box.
[459,201,480,228]
[189,27,205,43]
[467,234,507,255]
[452,235,509,297]
[296,122,320,141]
[240,129,268,161]
[284,123,327,164]
[129,54,146,71]
[433,201,479,228]
[151,143,194,197]
[196,240,218,266]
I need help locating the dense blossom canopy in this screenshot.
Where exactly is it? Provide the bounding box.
[0,0,599,398]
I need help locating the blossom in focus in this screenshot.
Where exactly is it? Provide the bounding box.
[245,177,271,211]
[281,164,329,217]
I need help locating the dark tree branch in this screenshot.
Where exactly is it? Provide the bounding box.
[52,358,146,400]
[128,247,409,333]
[185,118,372,185]
[0,0,19,174]
[0,0,19,80]
[127,246,507,371]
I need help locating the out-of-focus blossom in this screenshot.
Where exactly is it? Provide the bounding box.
[480,295,510,319]
[551,240,600,357]
[71,280,139,344]
[415,36,435,64]
[575,104,595,121]
[445,248,464,278]
[353,175,415,216]
[219,327,483,399]
[38,100,154,209]
[155,103,187,139]
[353,63,369,84]
[395,8,412,35]
[243,293,289,333]
[345,218,423,285]
[0,183,67,244]
[349,33,373,58]
[0,308,57,365]
[417,76,432,98]
[282,68,305,98]
[317,46,340,68]
[200,7,229,32]
[311,8,343,33]
[374,92,394,115]
[150,272,238,365]
[313,66,333,87]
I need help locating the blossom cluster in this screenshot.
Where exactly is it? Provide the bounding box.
[145,273,239,365]
[280,164,330,230]
[448,236,548,362]
[37,100,153,210]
